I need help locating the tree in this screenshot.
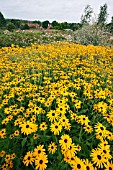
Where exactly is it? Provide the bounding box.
[106,16,113,34]
[51,21,62,30]
[61,22,69,29]
[7,22,16,31]
[10,19,21,28]
[74,23,111,46]
[52,21,58,27]
[97,3,108,26]
[80,5,93,25]
[111,16,113,24]
[68,23,81,31]
[21,23,30,30]
[0,11,6,27]
[42,20,50,29]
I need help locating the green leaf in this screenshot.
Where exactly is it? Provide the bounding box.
[22,138,27,148]
[30,137,34,145]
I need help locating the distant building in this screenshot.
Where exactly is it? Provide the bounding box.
[27,22,40,28]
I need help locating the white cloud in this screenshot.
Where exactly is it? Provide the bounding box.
[0,0,113,22]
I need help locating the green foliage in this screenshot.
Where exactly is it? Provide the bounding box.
[106,16,113,34]
[32,20,42,25]
[106,23,113,34]
[21,24,30,30]
[97,3,108,26]
[0,11,6,27]
[61,22,69,29]
[10,19,21,28]
[0,31,66,47]
[70,23,82,31]
[51,21,81,31]
[51,21,58,27]
[74,23,111,46]
[7,22,16,32]
[52,21,66,30]
[42,20,50,29]
[80,5,93,25]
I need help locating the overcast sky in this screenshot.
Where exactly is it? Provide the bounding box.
[0,0,113,23]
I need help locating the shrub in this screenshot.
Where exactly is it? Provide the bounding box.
[7,22,16,32]
[74,23,111,46]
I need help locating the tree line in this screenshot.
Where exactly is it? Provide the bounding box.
[0,3,113,33]
[0,14,82,32]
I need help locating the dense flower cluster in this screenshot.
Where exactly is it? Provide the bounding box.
[0,31,67,47]
[0,42,113,170]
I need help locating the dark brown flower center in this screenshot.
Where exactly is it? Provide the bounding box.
[26,125,29,128]
[39,160,43,164]
[64,139,67,143]
[38,150,41,154]
[55,125,58,129]
[77,164,81,169]
[86,166,90,170]
[97,155,101,160]
[103,150,107,154]
[28,156,30,160]
[109,167,112,170]
[71,157,74,160]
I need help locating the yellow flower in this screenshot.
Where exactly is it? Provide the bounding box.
[59,134,72,149]
[2,118,9,125]
[74,100,82,109]
[59,115,69,127]
[5,154,11,163]
[105,161,113,170]
[71,156,86,170]
[40,122,47,131]
[0,129,6,138]
[83,125,93,133]
[23,151,34,166]
[50,121,62,135]
[35,153,48,170]
[48,142,57,154]
[0,150,6,157]
[83,159,95,170]
[77,115,90,126]
[33,145,46,157]
[90,149,107,168]
[1,163,8,170]
[19,121,38,135]
[33,134,38,140]
[14,130,20,136]
[47,110,59,122]
[11,153,16,160]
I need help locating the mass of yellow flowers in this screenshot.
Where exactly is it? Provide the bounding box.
[0,42,113,170]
